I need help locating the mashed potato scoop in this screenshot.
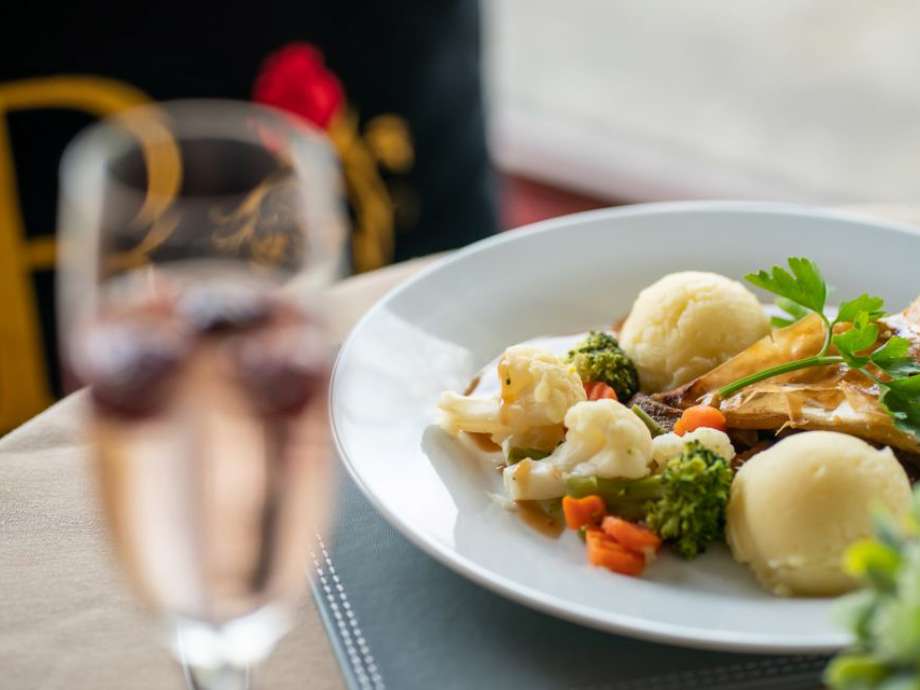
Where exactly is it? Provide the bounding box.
[620,271,769,392]
[726,431,912,597]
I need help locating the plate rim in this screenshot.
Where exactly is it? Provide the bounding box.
[329,200,920,653]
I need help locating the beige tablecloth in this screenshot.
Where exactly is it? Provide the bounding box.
[2,207,919,690]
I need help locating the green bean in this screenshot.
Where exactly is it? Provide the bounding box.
[631,404,667,437]
[506,447,551,464]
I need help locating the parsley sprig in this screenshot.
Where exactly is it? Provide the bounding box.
[716,257,920,440]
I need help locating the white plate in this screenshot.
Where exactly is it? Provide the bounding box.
[330,201,920,653]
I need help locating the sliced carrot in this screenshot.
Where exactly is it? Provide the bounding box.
[584,381,618,401]
[562,494,606,530]
[673,404,727,436]
[602,516,662,556]
[585,530,646,575]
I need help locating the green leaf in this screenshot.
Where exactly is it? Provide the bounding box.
[788,256,829,309]
[887,373,920,395]
[745,257,827,314]
[834,589,879,645]
[873,337,911,365]
[833,315,879,369]
[871,600,920,667]
[774,296,811,327]
[872,337,920,377]
[877,673,920,690]
[844,538,901,589]
[895,541,920,607]
[911,486,920,527]
[837,294,887,325]
[824,653,889,689]
[873,510,908,551]
[880,380,920,441]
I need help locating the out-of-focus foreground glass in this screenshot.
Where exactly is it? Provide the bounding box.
[56,100,346,690]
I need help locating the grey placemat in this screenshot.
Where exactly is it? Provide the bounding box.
[310,465,828,690]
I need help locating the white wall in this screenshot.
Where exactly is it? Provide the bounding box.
[485,1,920,202]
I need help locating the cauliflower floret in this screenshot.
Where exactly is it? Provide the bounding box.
[502,459,566,501]
[437,345,585,445]
[497,345,586,431]
[437,393,504,436]
[548,400,653,479]
[651,428,735,470]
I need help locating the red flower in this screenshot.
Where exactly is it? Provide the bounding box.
[253,43,344,129]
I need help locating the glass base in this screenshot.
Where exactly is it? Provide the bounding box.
[169,604,291,674]
[183,664,250,690]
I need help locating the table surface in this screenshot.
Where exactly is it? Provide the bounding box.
[3,206,920,689]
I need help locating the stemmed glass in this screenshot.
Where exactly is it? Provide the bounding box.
[56,100,346,689]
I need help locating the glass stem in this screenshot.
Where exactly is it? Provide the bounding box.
[183,664,251,690]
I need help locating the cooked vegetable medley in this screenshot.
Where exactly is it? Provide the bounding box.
[436,257,920,601]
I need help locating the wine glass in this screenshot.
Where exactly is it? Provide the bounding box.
[56,100,346,690]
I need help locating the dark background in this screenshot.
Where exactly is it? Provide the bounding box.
[1,0,499,397]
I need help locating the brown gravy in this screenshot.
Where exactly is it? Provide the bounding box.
[515,500,565,538]
[463,374,481,396]
[466,431,501,453]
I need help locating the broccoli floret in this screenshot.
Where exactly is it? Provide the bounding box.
[825,487,920,690]
[565,441,733,558]
[571,331,620,353]
[645,441,733,558]
[566,331,639,400]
